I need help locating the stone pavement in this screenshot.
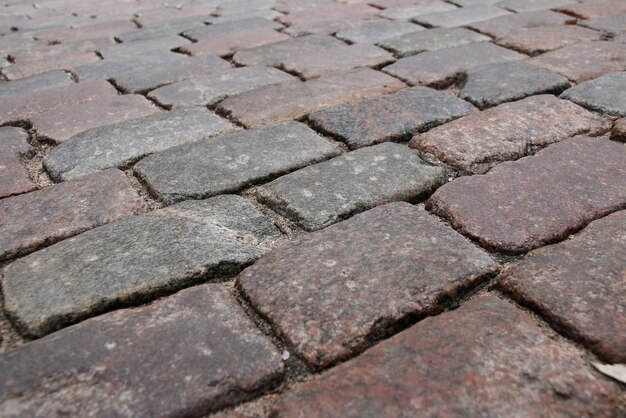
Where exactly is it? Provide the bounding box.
[0,0,625,417]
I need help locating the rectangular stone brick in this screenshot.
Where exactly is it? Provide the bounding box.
[0,127,37,199]
[33,20,137,43]
[183,17,282,41]
[560,71,626,117]
[529,41,626,83]
[309,86,475,149]
[148,66,294,108]
[580,14,626,36]
[413,4,512,28]
[555,0,626,19]
[239,202,498,368]
[180,27,289,56]
[134,122,341,204]
[468,10,576,38]
[116,16,208,42]
[32,94,161,143]
[0,168,146,261]
[97,35,191,60]
[379,1,457,21]
[276,295,623,417]
[44,107,235,181]
[257,143,448,230]
[499,210,626,363]
[426,136,626,254]
[2,195,279,337]
[2,51,99,80]
[378,27,490,58]
[411,95,610,174]
[612,118,626,141]
[383,42,525,87]
[335,20,423,44]
[0,285,283,417]
[277,4,380,36]
[497,0,578,12]
[218,68,406,128]
[496,25,603,56]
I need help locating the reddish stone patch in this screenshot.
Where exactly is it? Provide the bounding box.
[180,27,290,56]
[0,127,37,199]
[612,118,626,142]
[2,52,100,80]
[278,4,381,36]
[496,25,603,56]
[468,10,576,38]
[555,0,626,19]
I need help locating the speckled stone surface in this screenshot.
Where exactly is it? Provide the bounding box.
[560,71,626,116]
[496,0,577,12]
[460,62,571,108]
[496,25,603,56]
[413,4,511,28]
[555,0,626,19]
[0,127,37,199]
[379,1,457,21]
[378,27,489,58]
[44,107,235,181]
[238,202,498,368]
[180,27,289,56]
[2,195,279,337]
[0,70,73,97]
[426,137,626,254]
[257,143,448,231]
[0,168,147,261]
[468,10,575,38]
[276,295,623,418]
[335,20,422,44]
[134,122,341,204]
[411,95,610,174]
[579,13,626,36]
[612,118,626,141]
[498,210,626,363]
[309,86,475,149]
[0,285,284,417]
[232,35,344,67]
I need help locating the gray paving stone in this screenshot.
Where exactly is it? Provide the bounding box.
[468,10,575,38]
[44,107,235,181]
[97,35,190,60]
[560,71,626,116]
[2,195,279,338]
[460,62,571,108]
[580,13,626,36]
[116,16,208,42]
[134,122,342,204]
[497,0,580,12]
[148,66,294,107]
[309,86,475,149]
[0,284,284,417]
[383,42,525,87]
[257,143,448,230]
[72,50,187,81]
[379,1,458,21]
[0,70,73,97]
[335,20,423,44]
[496,25,603,56]
[378,27,490,57]
[0,127,37,199]
[449,0,501,5]
[413,4,512,28]
[182,17,281,41]
[238,202,498,367]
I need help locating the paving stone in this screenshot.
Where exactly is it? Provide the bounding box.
[0,285,284,417]
[218,68,406,128]
[0,127,37,199]
[208,9,283,24]
[278,4,381,36]
[530,41,626,83]
[496,0,578,12]
[498,210,626,363]
[274,0,335,13]
[2,195,279,337]
[111,55,231,93]
[0,70,73,97]
[496,25,603,56]
[413,4,511,28]
[426,136,626,254]
[0,79,118,125]
[180,27,289,56]
[379,1,458,21]
[383,42,524,87]
[134,122,342,204]
[257,143,447,230]
[612,118,626,141]
[116,16,208,42]
[232,34,345,67]
[33,20,137,43]
[0,169,147,262]
[276,295,623,417]
[378,27,489,57]
[309,86,475,149]
[44,107,235,181]
[335,20,423,43]
[280,43,395,80]
[449,0,501,5]
[1,50,99,80]
[460,62,571,108]
[183,17,282,41]
[239,202,497,367]
[560,71,626,116]
[555,0,626,19]
[148,66,294,107]
[32,94,161,143]
[580,14,626,36]
[411,95,610,174]
[468,10,575,38]
[97,35,191,60]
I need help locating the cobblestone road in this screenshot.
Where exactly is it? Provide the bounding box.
[0,0,625,417]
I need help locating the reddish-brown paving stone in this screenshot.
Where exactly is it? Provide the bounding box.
[278,4,381,36]
[383,42,525,87]
[468,10,576,38]
[180,27,289,56]
[612,118,626,141]
[31,94,161,143]
[529,41,626,82]
[33,20,137,43]
[580,14,626,36]
[496,0,579,13]
[238,202,498,368]
[411,95,610,174]
[182,17,282,42]
[498,210,626,364]
[413,5,512,28]
[378,27,490,58]
[426,136,626,254]
[0,127,37,199]
[378,1,458,21]
[97,35,191,60]
[0,80,118,125]
[276,295,623,417]
[0,285,284,417]
[496,25,604,56]
[334,20,423,44]
[555,0,626,19]
[2,51,100,80]
[217,68,406,128]
[0,168,147,261]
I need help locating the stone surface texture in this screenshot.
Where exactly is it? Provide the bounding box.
[560,71,626,116]
[378,27,490,58]
[496,25,603,56]
[612,118,626,141]
[0,127,37,199]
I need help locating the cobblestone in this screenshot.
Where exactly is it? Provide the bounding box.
[413,5,511,28]
[0,127,37,199]
[277,4,380,36]
[2,51,99,80]
[468,10,575,38]
[560,71,626,116]
[579,13,626,36]
[613,118,626,141]
[180,27,289,57]
[378,1,457,21]
[496,0,577,12]
[2,195,278,338]
[426,136,626,254]
[496,25,603,56]
[555,0,626,19]
[499,210,626,363]
[378,27,489,58]
[335,20,423,44]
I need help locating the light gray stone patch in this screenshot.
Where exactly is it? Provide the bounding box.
[0,70,73,97]
[182,17,282,41]
[413,4,512,28]
[378,27,490,58]
[560,71,626,116]
[335,20,424,44]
